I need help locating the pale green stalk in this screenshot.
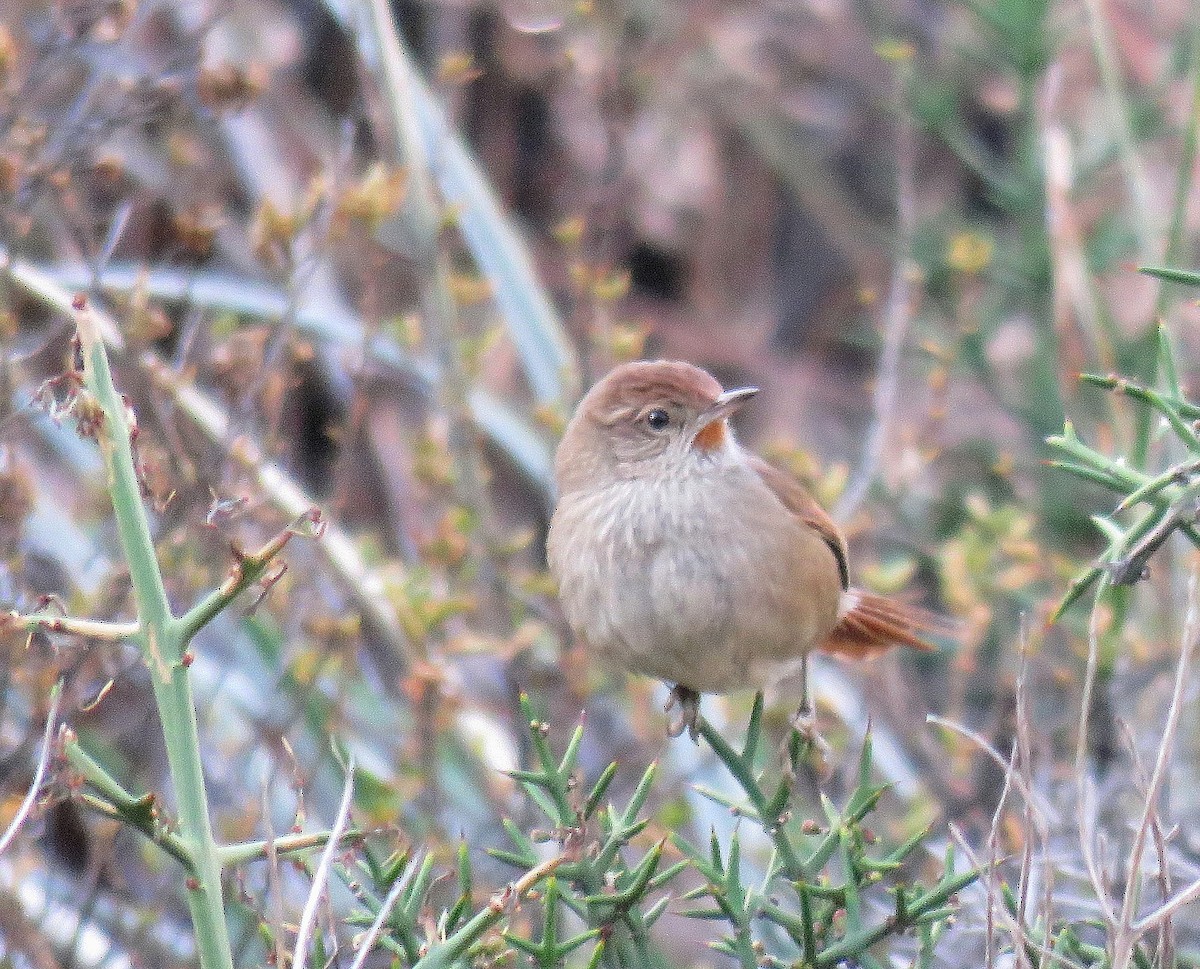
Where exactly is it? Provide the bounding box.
[1081,0,1157,257]
[1136,28,1200,466]
[76,303,234,969]
[1153,24,1200,323]
[416,857,564,969]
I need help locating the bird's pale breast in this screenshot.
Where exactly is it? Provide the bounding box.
[548,463,842,693]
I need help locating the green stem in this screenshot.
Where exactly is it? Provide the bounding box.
[697,718,806,879]
[415,857,563,969]
[1081,0,1156,258]
[154,665,235,966]
[79,320,171,643]
[66,738,194,869]
[1154,24,1200,323]
[177,521,303,643]
[813,867,978,967]
[725,912,758,969]
[217,829,363,868]
[77,303,234,969]
[1135,30,1200,466]
[519,707,664,969]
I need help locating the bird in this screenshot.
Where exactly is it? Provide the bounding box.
[546,359,934,741]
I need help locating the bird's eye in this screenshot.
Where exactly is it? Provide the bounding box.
[646,408,670,431]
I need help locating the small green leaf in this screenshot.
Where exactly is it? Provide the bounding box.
[1138,264,1200,287]
[742,692,765,762]
[504,768,556,789]
[693,784,757,819]
[583,762,617,820]
[1158,323,1181,399]
[558,724,584,777]
[625,762,658,820]
[1091,514,1127,547]
[502,933,543,958]
[643,896,670,927]
[1052,566,1103,621]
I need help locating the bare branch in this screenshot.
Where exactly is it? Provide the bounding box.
[1126,575,1200,942]
[926,714,1057,826]
[836,67,918,521]
[0,683,63,856]
[1119,719,1175,967]
[2,611,139,642]
[1075,580,1118,926]
[291,757,356,969]
[346,852,423,969]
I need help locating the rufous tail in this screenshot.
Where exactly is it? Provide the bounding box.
[819,589,938,659]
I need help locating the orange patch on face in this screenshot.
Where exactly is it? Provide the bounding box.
[693,418,726,452]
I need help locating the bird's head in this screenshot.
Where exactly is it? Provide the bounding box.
[554,360,758,495]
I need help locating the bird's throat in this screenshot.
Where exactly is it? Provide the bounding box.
[693,418,726,452]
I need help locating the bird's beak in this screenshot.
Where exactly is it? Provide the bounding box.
[702,387,759,424]
[692,387,758,452]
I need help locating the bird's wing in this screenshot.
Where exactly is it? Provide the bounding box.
[749,455,939,657]
[747,455,849,590]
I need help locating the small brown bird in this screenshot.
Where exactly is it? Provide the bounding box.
[547,360,933,740]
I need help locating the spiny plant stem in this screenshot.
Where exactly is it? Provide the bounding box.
[415,856,565,969]
[63,736,194,867]
[76,301,234,969]
[697,702,806,879]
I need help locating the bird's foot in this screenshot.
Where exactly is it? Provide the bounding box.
[665,685,702,743]
[781,701,832,780]
[790,699,817,739]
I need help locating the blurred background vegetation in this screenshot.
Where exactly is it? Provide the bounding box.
[3,0,1200,965]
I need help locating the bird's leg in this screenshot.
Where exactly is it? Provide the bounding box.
[665,684,702,742]
[792,652,817,733]
[782,654,831,778]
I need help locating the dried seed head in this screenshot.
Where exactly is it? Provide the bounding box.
[172,205,223,259]
[333,163,407,233]
[197,62,267,112]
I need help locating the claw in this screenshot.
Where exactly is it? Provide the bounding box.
[665,684,702,742]
[782,703,832,780]
[789,704,818,739]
